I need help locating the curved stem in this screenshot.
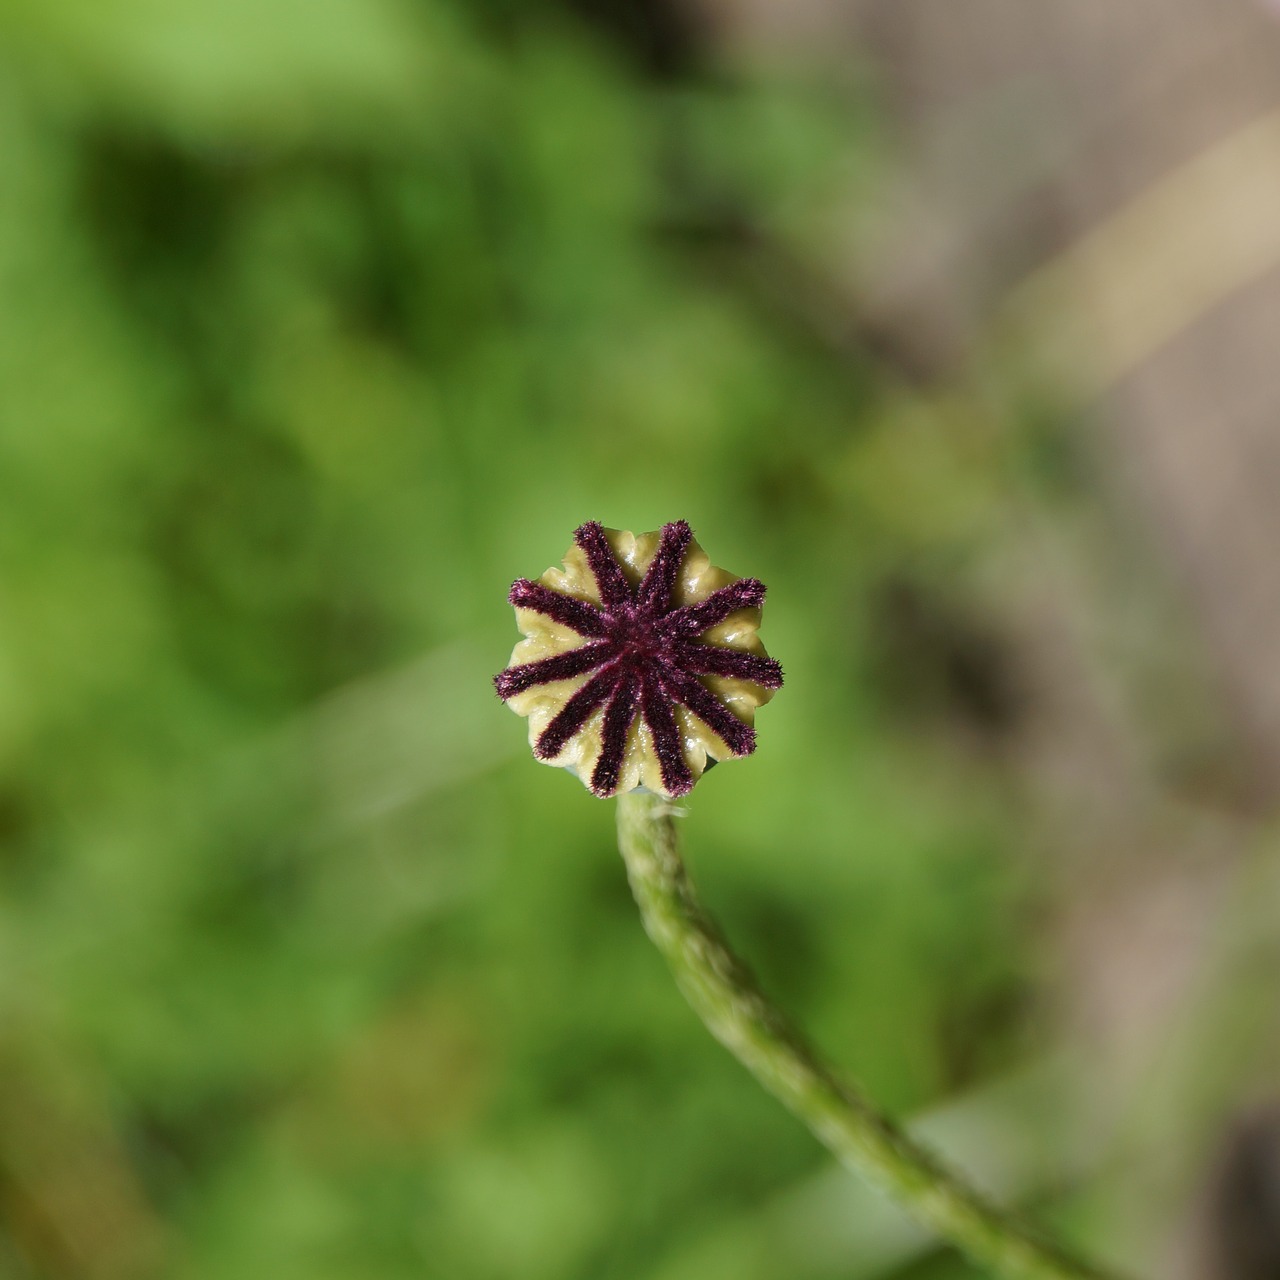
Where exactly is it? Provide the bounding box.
[616,791,1127,1280]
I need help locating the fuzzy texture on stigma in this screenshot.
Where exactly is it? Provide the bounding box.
[494,521,783,798]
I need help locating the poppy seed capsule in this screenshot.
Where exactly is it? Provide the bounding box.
[494,521,783,798]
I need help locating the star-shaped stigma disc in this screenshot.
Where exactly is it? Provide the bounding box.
[494,520,783,798]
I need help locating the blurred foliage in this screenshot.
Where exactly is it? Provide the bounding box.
[0,2,1063,1278]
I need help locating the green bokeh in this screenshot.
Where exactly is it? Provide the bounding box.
[0,5,1060,1278]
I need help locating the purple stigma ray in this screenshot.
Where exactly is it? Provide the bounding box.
[508,578,608,638]
[671,641,784,689]
[661,578,767,638]
[640,671,694,796]
[534,664,620,759]
[589,669,642,797]
[495,521,781,797]
[574,521,633,610]
[658,665,757,757]
[493,641,615,700]
[635,520,691,613]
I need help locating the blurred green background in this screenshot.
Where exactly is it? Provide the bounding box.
[4,1,1280,1277]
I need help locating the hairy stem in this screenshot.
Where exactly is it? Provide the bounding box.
[616,790,1126,1280]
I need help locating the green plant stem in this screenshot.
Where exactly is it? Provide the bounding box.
[616,790,1126,1280]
